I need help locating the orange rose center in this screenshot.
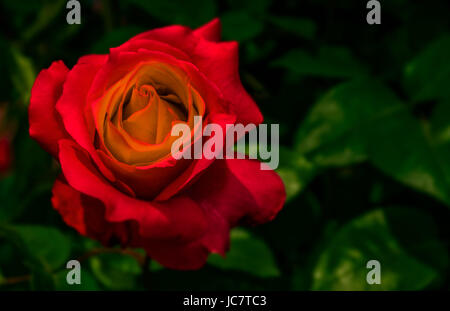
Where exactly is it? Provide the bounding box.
[94,61,205,166]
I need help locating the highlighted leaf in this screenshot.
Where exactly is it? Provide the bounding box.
[295,79,450,205]
[312,207,448,290]
[404,35,450,102]
[208,228,280,278]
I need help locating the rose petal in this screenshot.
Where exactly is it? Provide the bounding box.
[58,139,208,242]
[52,176,132,245]
[143,158,285,270]
[56,55,107,152]
[189,158,286,226]
[116,38,191,61]
[55,55,116,182]
[52,177,88,235]
[142,239,210,270]
[29,61,70,156]
[126,25,196,54]
[193,18,221,42]
[192,40,263,125]
[155,113,236,201]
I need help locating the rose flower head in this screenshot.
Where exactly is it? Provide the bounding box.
[29,19,285,269]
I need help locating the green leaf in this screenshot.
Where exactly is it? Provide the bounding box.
[54,268,100,291]
[429,101,450,192]
[0,225,58,290]
[364,105,450,204]
[291,266,311,290]
[312,207,448,290]
[149,260,165,272]
[13,225,71,271]
[208,228,280,278]
[244,40,276,63]
[295,79,395,166]
[268,16,316,40]
[260,190,322,262]
[89,252,142,290]
[0,38,36,103]
[0,174,21,223]
[10,46,36,104]
[0,37,13,101]
[277,169,303,202]
[277,147,317,201]
[272,46,367,79]
[125,0,217,28]
[1,0,42,31]
[295,79,450,205]
[431,100,450,145]
[30,267,55,290]
[221,11,264,42]
[404,35,450,102]
[22,0,66,42]
[0,238,27,284]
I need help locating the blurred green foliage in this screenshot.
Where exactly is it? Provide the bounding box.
[0,0,449,291]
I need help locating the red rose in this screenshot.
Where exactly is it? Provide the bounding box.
[29,19,285,269]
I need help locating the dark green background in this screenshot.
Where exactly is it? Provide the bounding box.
[0,0,449,290]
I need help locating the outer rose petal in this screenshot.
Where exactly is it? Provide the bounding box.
[56,55,116,182]
[192,40,263,125]
[29,61,70,157]
[126,25,196,54]
[189,158,286,226]
[52,177,132,246]
[52,177,87,235]
[53,173,225,270]
[143,158,285,269]
[193,20,263,125]
[56,55,107,152]
[141,238,210,270]
[193,18,221,42]
[57,139,208,242]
